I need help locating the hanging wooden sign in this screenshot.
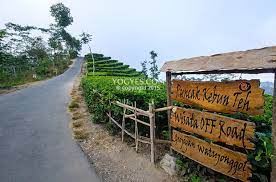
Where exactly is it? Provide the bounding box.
[171,107,255,149]
[171,79,264,115]
[172,130,252,181]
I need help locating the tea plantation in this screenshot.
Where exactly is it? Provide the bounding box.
[85,53,142,77]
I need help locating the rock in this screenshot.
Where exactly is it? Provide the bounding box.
[160,153,177,176]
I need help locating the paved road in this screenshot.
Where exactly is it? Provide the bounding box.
[0,58,100,182]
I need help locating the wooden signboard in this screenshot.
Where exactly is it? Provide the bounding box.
[172,79,264,115]
[172,130,252,181]
[171,107,255,149]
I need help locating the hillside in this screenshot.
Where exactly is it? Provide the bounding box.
[85,53,142,77]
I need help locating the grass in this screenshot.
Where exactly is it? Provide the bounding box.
[72,112,82,120]
[69,100,79,109]
[71,120,83,128]
[73,128,89,140]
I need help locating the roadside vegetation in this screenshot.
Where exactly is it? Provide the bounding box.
[81,52,272,181]
[0,3,89,89]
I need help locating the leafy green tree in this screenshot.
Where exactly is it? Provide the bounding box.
[149,50,160,80]
[50,3,73,28]
[50,3,81,59]
[26,37,49,61]
[140,60,148,77]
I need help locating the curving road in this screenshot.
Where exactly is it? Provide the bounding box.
[0,58,100,182]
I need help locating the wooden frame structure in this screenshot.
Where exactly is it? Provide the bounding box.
[161,46,276,180]
[107,100,171,163]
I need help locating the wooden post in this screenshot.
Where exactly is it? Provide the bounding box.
[166,71,172,154]
[121,107,126,142]
[108,100,111,123]
[134,102,139,152]
[149,102,155,163]
[272,72,276,180]
[151,101,156,140]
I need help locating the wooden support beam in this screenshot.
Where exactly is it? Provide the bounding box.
[166,71,172,154]
[149,102,155,163]
[272,72,276,180]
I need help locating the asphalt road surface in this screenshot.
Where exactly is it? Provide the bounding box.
[0,58,100,182]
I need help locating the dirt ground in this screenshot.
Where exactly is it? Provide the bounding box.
[69,75,177,182]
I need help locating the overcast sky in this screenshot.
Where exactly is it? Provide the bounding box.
[1,0,275,82]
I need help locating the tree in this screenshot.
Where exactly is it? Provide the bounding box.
[49,3,81,59]
[50,3,73,28]
[80,32,92,44]
[149,50,160,80]
[80,32,95,75]
[140,60,148,77]
[26,36,48,61]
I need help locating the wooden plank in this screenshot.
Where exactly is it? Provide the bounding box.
[172,130,252,181]
[171,107,255,149]
[172,79,264,115]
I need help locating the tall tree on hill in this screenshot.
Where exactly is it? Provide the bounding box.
[80,32,95,75]
[149,50,160,80]
[50,3,80,59]
[50,3,73,28]
[140,60,148,78]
